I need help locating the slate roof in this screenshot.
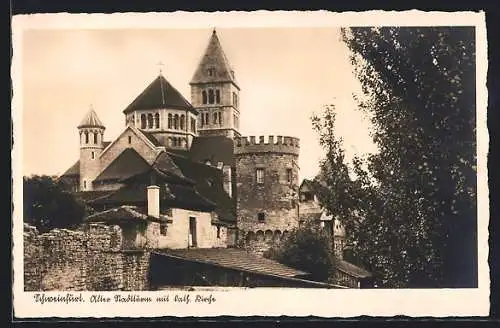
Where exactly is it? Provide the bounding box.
[155,248,309,278]
[189,136,235,166]
[123,75,197,114]
[93,148,151,183]
[78,108,105,129]
[169,152,236,223]
[190,30,239,89]
[336,260,372,279]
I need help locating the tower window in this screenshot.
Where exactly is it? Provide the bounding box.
[93,132,98,144]
[128,136,132,144]
[147,113,154,129]
[205,113,209,126]
[201,113,205,126]
[256,168,264,184]
[258,212,265,223]
[84,131,89,144]
[215,89,221,104]
[180,115,185,130]
[174,114,179,130]
[208,89,215,104]
[168,113,172,129]
[217,226,221,239]
[83,180,87,189]
[213,112,218,124]
[141,114,147,129]
[233,92,238,108]
[202,90,207,104]
[286,168,293,183]
[207,68,215,76]
[154,113,160,129]
[91,151,95,159]
[218,112,222,125]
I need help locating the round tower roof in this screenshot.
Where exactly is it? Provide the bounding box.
[78,108,105,129]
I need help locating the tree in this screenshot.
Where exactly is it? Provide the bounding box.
[319,27,477,288]
[264,222,336,282]
[23,175,86,233]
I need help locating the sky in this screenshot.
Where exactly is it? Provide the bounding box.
[21,27,377,181]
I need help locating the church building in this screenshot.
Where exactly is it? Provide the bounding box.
[57,29,370,288]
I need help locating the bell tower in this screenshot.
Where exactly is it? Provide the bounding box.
[190,29,241,139]
[78,106,105,191]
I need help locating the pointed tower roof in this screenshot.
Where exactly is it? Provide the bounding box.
[190,29,239,89]
[123,74,197,114]
[78,107,105,129]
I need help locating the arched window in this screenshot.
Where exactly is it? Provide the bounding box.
[246,231,256,242]
[174,114,179,129]
[233,92,238,108]
[215,90,220,104]
[85,131,89,144]
[213,112,218,124]
[180,115,185,130]
[154,113,160,129]
[141,114,147,129]
[147,113,154,129]
[205,113,209,126]
[218,112,222,125]
[202,90,207,104]
[208,89,215,104]
[168,113,172,129]
[93,132,98,144]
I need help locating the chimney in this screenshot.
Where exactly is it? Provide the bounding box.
[147,185,160,218]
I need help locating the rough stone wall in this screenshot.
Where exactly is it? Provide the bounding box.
[236,151,300,232]
[23,223,150,291]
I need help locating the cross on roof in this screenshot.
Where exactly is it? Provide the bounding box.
[157,61,165,75]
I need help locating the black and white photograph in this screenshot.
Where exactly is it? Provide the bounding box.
[11,10,489,318]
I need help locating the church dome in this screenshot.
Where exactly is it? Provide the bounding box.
[78,108,105,129]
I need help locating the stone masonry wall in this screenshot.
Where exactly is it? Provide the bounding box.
[235,136,300,256]
[23,223,151,291]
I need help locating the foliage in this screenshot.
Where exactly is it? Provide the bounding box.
[264,222,336,282]
[314,27,477,288]
[23,175,86,233]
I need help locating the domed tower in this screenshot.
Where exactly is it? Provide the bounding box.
[78,107,105,191]
[235,135,300,255]
[190,29,241,139]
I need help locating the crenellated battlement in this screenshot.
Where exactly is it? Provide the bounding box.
[234,135,300,156]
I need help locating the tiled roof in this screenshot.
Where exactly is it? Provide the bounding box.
[138,130,162,147]
[93,148,151,183]
[155,248,309,278]
[152,151,186,179]
[85,205,169,224]
[190,30,239,89]
[170,152,236,223]
[123,75,196,114]
[189,136,235,166]
[336,259,372,279]
[73,190,114,202]
[78,108,105,129]
[61,160,79,177]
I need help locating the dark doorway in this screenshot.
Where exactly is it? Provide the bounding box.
[189,217,197,247]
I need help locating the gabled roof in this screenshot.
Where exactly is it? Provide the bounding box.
[155,248,309,278]
[78,108,105,129]
[61,160,79,177]
[189,135,235,166]
[169,152,236,223]
[190,30,239,89]
[93,148,151,183]
[123,74,197,114]
[85,205,168,224]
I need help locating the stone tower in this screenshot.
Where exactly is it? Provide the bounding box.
[78,107,105,191]
[190,30,241,139]
[235,135,300,255]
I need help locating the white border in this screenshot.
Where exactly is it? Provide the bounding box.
[11,10,489,318]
